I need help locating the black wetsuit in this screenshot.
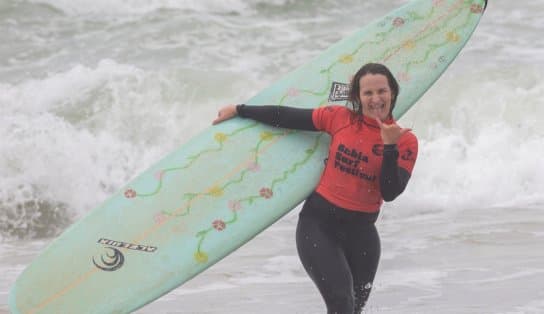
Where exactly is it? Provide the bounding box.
[237,105,412,314]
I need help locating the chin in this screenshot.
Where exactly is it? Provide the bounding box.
[373,113,387,121]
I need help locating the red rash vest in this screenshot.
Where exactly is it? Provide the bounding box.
[312,105,418,213]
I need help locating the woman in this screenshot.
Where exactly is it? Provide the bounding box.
[213,63,418,314]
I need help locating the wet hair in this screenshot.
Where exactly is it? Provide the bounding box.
[347,63,400,119]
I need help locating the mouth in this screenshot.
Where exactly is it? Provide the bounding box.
[368,103,386,115]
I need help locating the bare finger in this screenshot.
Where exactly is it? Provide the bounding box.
[375,118,384,128]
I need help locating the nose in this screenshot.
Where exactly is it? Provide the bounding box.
[371,94,381,104]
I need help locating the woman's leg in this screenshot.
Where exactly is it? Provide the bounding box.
[345,224,381,313]
[296,195,355,314]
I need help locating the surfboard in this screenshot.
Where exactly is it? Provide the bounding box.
[10,0,487,313]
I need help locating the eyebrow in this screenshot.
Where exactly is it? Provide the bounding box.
[362,87,389,93]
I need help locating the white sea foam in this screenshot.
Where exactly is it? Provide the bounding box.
[232,255,308,284]
[26,0,251,16]
[376,268,447,290]
[0,60,185,237]
[396,65,544,212]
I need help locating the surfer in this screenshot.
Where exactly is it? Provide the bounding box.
[213,63,418,314]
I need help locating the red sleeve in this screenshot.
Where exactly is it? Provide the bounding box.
[312,105,345,134]
[397,132,418,174]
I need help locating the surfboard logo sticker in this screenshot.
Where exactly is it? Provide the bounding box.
[93,238,158,272]
[93,247,125,272]
[328,81,350,102]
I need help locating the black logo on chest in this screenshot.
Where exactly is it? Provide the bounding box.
[333,143,375,182]
[372,144,383,156]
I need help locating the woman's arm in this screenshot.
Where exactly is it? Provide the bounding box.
[374,119,414,201]
[237,105,318,131]
[213,104,318,131]
[380,144,411,201]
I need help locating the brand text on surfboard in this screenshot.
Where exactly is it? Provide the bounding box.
[97,238,158,253]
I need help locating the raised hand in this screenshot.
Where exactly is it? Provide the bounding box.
[375,118,411,145]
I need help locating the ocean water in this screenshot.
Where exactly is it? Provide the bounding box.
[1,0,543,313]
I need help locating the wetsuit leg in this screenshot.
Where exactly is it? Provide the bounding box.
[295,192,380,314]
[345,224,380,313]
[296,196,354,314]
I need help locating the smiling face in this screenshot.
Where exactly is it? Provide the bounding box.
[359,73,393,121]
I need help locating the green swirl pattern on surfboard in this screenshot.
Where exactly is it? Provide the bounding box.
[10,1,486,313]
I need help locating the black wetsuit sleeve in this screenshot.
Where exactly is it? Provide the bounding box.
[236,104,318,131]
[380,144,411,201]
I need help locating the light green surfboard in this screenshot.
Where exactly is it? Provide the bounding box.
[10,1,487,313]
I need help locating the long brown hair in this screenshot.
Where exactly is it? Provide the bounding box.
[347,63,400,119]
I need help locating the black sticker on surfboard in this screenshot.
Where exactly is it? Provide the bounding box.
[328,81,350,102]
[93,247,125,272]
[92,238,157,272]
